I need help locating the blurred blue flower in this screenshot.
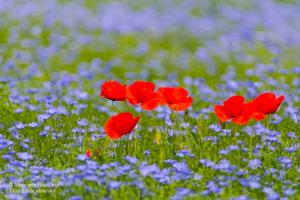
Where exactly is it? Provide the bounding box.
[124,156,138,164]
[263,187,280,200]
[284,188,295,196]
[140,164,160,177]
[248,159,261,170]
[17,152,33,160]
[77,119,88,127]
[176,149,194,158]
[108,181,122,190]
[277,157,292,169]
[69,196,83,200]
[171,188,194,200]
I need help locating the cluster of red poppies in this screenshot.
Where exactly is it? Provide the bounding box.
[214,92,284,125]
[99,80,284,140]
[100,80,193,139]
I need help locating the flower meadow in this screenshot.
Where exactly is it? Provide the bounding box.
[0,0,300,199]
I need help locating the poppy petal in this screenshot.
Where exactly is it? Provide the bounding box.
[126,87,140,105]
[256,92,276,102]
[233,107,266,124]
[126,81,156,105]
[214,105,231,122]
[223,95,245,117]
[158,87,188,103]
[232,115,251,125]
[243,100,266,121]
[269,95,284,114]
[254,92,275,114]
[252,112,266,121]
[158,87,192,111]
[86,148,92,157]
[255,92,284,114]
[104,119,122,139]
[169,97,193,111]
[100,80,127,101]
[141,98,163,110]
[104,112,140,140]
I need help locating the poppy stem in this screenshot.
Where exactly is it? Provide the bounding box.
[267,115,270,129]
[112,141,117,159]
[176,112,180,129]
[233,124,238,142]
[218,120,223,127]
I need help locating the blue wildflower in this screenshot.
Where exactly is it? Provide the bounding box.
[284,188,295,196]
[124,156,138,164]
[77,119,88,127]
[176,149,194,158]
[76,154,88,161]
[69,196,83,200]
[108,181,122,190]
[248,159,261,170]
[140,164,160,177]
[277,157,292,169]
[171,188,194,200]
[17,152,33,160]
[263,187,280,200]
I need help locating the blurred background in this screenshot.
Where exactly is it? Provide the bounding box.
[0,0,300,81]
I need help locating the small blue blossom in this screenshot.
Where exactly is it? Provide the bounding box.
[69,196,83,200]
[240,177,261,189]
[171,188,194,200]
[124,156,138,164]
[277,157,292,169]
[203,136,218,144]
[176,149,194,158]
[209,124,222,132]
[287,132,297,139]
[284,188,295,196]
[263,187,280,200]
[144,150,150,156]
[285,144,298,153]
[205,181,221,194]
[213,159,236,173]
[248,159,261,170]
[17,152,33,160]
[77,119,88,127]
[28,122,39,128]
[108,181,122,190]
[164,159,176,165]
[199,159,215,168]
[38,114,51,122]
[15,122,26,130]
[140,164,160,177]
[77,154,88,161]
[231,195,250,200]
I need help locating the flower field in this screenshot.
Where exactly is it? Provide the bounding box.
[0,0,299,199]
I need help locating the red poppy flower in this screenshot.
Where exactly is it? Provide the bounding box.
[126,81,163,110]
[100,80,127,101]
[253,92,284,114]
[86,148,92,158]
[214,95,255,125]
[104,112,140,140]
[158,87,193,111]
[233,100,266,124]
